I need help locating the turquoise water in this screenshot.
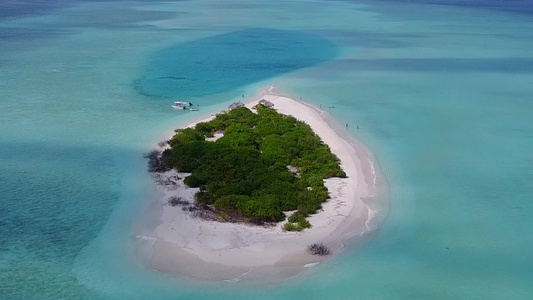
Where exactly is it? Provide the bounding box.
[1,0,532,299]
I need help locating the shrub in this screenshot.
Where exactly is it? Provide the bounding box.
[298,219,311,229]
[170,128,204,145]
[144,149,171,173]
[283,217,311,232]
[213,195,249,212]
[195,122,214,137]
[283,222,301,232]
[183,174,206,187]
[307,243,330,256]
[288,211,308,223]
[168,196,189,206]
[143,149,160,160]
[195,191,215,205]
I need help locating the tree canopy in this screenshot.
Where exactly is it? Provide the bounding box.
[161,105,346,230]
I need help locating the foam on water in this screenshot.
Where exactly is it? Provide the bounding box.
[304,262,321,268]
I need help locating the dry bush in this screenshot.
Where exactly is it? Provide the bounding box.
[307,243,330,256]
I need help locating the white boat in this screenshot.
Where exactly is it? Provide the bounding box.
[190,108,199,111]
[171,100,193,110]
[175,101,193,106]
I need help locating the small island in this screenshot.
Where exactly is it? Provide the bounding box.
[137,93,377,282]
[150,104,346,231]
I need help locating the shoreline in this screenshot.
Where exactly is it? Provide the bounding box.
[134,89,381,283]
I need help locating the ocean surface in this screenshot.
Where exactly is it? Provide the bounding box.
[1,0,532,299]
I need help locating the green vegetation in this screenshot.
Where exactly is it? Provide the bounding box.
[161,105,346,230]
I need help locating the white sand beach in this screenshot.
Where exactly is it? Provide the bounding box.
[135,91,379,283]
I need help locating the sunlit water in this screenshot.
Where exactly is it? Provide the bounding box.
[1,0,532,299]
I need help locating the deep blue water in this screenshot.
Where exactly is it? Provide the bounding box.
[385,0,533,15]
[2,0,532,20]
[137,28,338,99]
[0,1,67,19]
